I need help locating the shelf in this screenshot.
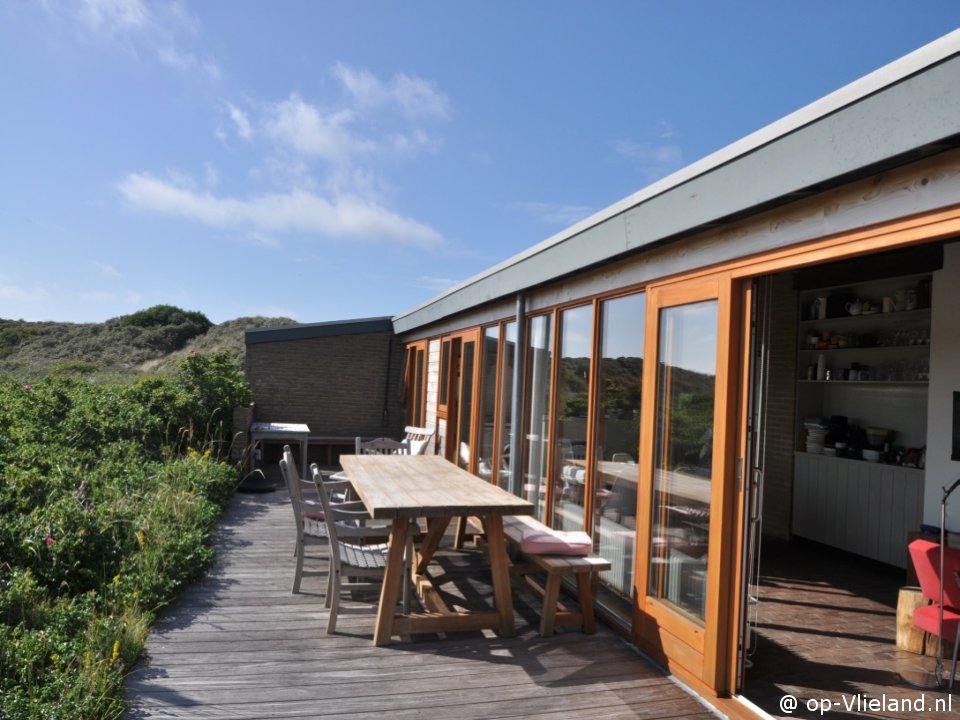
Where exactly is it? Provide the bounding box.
[798,344,929,354]
[797,380,928,386]
[798,307,930,326]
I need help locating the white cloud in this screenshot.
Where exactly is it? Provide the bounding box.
[614,131,684,182]
[0,282,49,304]
[204,161,219,188]
[79,0,149,33]
[333,62,449,119]
[156,44,220,81]
[415,276,459,292]
[227,103,253,141]
[511,201,594,227]
[118,172,444,249]
[263,93,374,164]
[61,0,219,81]
[91,261,121,277]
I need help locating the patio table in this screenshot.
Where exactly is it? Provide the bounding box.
[339,454,533,645]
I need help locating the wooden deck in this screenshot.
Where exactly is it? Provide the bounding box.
[124,484,716,719]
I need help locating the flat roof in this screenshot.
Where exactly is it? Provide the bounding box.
[394,29,960,334]
[245,316,394,345]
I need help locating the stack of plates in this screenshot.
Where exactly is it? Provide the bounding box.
[805,428,827,454]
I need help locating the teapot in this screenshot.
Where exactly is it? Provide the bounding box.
[844,299,862,316]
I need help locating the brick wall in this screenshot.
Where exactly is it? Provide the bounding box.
[244,330,406,441]
[761,273,799,540]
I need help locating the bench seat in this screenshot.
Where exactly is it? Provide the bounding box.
[501,515,611,637]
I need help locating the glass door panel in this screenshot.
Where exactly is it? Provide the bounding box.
[456,340,476,470]
[523,314,553,518]
[593,292,646,601]
[648,299,718,622]
[478,327,499,481]
[497,321,518,491]
[551,305,593,532]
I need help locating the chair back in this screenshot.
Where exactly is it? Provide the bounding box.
[279,447,305,522]
[356,436,410,455]
[404,426,435,455]
[311,464,343,565]
[909,538,960,608]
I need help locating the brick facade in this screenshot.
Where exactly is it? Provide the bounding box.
[242,323,406,464]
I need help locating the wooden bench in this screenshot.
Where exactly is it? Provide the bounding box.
[500,515,611,637]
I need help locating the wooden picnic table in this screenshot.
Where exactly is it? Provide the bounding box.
[339,454,533,646]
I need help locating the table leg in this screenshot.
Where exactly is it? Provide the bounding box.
[374,516,410,647]
[417,517,452,574]
[482,514,515,638]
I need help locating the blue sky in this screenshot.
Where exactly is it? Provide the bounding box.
[2,2,958,324]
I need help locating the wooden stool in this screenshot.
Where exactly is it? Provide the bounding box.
[897,585,957,657]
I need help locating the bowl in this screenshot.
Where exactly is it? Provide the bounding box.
[862,449,880,463]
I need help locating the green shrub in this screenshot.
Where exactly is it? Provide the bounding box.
[0,351,249,719]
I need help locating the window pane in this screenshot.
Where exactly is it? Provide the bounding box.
[414,348,425,426]
[552,305,592,532]
[523,314,553,519]
[478,327,499,481]
[498,321,517,490]
[457,341,476,470]
[593,292,645,600]
[648,300,717,622]
[439,341,451,406]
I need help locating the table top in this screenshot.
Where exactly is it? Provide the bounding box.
[249,422,310,435]
[340,454,534,520]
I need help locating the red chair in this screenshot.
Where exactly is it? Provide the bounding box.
[908,538,960,689]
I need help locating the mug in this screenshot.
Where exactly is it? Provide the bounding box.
[845,299,862,316]
[882,296,893,313]
[892,290,905,311]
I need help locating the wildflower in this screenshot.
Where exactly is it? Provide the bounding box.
[187,447,199,459]
[22,383,32,392]
[45,536,55,546]
[113,574,121,586]
[51,654,60,668]
[135,530,145,547]
[111,640,121,664]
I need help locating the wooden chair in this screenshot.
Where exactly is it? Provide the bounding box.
[403,425,435,455]
[279,450,327,594]
[310,464,411,634]
[280,445,367,594]
[355,436,410,455]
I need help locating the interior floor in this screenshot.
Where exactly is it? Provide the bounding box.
[743,538,957,719]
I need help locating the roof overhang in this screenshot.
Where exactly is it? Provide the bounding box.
[245,316,394,345]
[393,29,960,335]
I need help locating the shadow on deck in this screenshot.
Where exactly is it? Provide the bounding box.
[123,485,715,719]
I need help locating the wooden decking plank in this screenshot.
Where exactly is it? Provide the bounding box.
[123,485,713,720]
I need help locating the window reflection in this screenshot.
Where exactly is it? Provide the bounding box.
[552,305,592,532]
[593,292,645,602]
[497,322,517,490]
[478,327,499,482]
[523,315,553,518]
[648,300,717,622]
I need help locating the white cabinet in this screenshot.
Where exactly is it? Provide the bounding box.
[792,452,923,567]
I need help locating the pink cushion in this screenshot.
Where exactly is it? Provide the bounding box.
[520,529,592,556]
[303,509,325,521]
